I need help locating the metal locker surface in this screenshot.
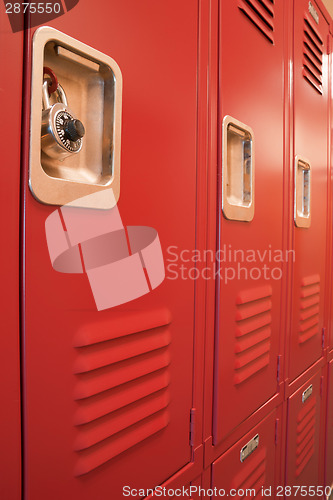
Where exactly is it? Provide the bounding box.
[285,370,322,491]
[325,359,333,490]
[21,1,200,498]
[0,5,23,500]
[288,0,329,382]
[0,7,23,500]
[214,0,284,444]
[212,409,278,496]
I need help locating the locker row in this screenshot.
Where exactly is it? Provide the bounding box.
[2,0,333,498]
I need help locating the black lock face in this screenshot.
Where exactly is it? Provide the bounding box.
[55,110,85,152]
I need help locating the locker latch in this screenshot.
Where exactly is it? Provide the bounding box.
[222,116,254,222]
[294,156,311,228]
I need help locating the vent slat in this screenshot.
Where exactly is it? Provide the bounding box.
[238,0,274,44]
[235,327,271,353]
[236,299,272,321]
[299,323,318,343]
[295,396,316,478]
[303,48,322,76]
[243,0,274,29]
[302,17,323,94]
[296,419,316,445]
[304,38,322,66]
[74,371,170,425]
[295,439,315,469]
[303,58,322,88]
[300,295,320,310]
[234,354,270,385]
[75,412,169,476]
[236,313,272,337]
[235,342,270,369]
[296,427,315,456]
[300,305,320,322]
[304,30,323,57]
[297,397,316,422]
[74,391,170,451]
[257,0,274,17]
[304,16,323,46]
[235,287,272,385]
[237,286,272,305]
[299,314,319,333]
[74,329,171,374]
[231,450,266,489]
[300,283,320,298]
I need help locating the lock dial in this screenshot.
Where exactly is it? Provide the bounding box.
[55,110,85,152]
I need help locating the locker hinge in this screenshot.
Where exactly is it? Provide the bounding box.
[189,408,196,447]
[277,355,281,383]
[322,327,326,349]
[320,376,324,398]
[275,418,280,445]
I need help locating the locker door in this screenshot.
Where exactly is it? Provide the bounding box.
[22,2,200,499]
[212,410,278,496]
[286,371,322,491]
[289,0,329,381]
[0,7,22,500]
[214,0,284,444]
[326,360,333,489]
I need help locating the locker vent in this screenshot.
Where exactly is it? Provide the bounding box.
[303,14,323,94]
[296,397,316,477]
[234,286,272,385]
[238,0,275,44]
[299,275,320,344]
[73,308,171,476]
[231,447,266,494]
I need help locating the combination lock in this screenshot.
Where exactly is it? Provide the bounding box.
[41,80,85,161]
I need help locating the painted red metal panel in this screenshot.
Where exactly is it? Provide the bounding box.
[0,5,22,500]
[285,370,322,490]
[212,409,278,496]
[214,0,285,444]
[288,0,329,382]
[326,359,333,489]
[22,1,201,499]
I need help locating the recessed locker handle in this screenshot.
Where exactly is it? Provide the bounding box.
[294,155,311,228]
[222,115,254,222]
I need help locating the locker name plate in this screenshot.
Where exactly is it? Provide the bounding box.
[240,434,259,462]
[308,2,319,24]
[302,384,313,403]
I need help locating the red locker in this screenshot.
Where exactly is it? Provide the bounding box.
[21,2,201,499]
[214,0,285,444]
[0,7,22,500]
[285,370,322,491]
[326,359,333,490]
[212,409,279,497]
[288,0,329,382]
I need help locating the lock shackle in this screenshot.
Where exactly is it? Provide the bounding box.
[42,81,68,110]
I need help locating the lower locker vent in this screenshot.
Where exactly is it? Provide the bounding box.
[234,286,272,385]
[295,397,316,477]
[73,308,172,476]
[238,0,275,44]
[299,275,320,344]
[231,448,267,497]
